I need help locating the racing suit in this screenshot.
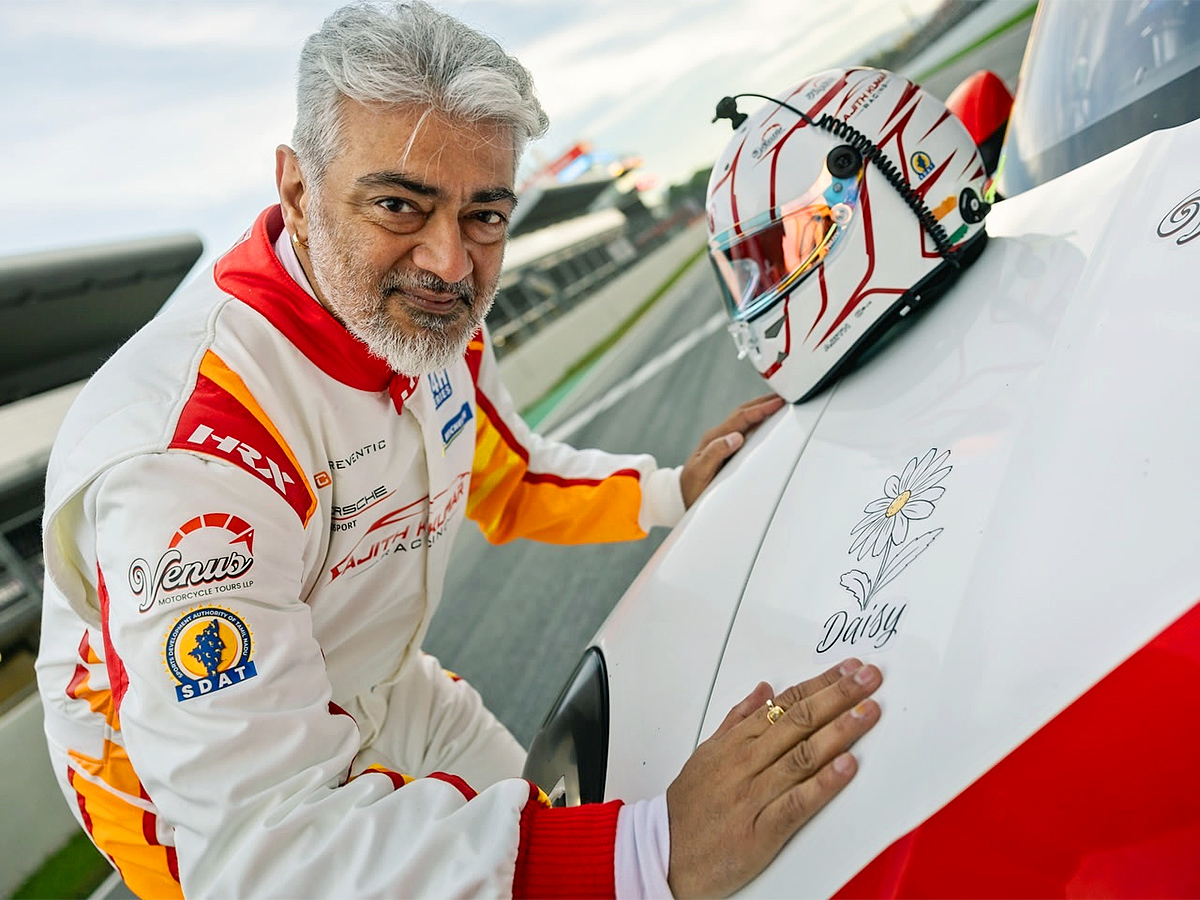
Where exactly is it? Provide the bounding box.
[35,205,682,898]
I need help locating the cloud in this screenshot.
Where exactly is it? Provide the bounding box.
[0,0,321,50]
[0,0,947,257]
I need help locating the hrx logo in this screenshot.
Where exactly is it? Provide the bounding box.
[186,424,295,495]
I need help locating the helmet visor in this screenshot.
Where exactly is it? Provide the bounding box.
[709,166,861,321]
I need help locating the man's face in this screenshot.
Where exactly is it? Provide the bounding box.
[301,101,516,375]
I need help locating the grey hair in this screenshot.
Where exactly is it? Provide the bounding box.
[293,0,549,186]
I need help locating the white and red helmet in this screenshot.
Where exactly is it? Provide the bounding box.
[706,67,990,402]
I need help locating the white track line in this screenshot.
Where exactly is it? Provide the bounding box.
[546,311,726,443]
[87,870,124,900]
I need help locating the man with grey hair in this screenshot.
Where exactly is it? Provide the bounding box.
[36,2,882,898]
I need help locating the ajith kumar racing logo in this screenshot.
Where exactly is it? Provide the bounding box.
[129,513,255,613]
[164,606,258,701]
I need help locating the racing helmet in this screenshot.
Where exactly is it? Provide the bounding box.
[706,67,990,402]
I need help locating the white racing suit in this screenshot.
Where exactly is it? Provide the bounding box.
[36,206,683,898]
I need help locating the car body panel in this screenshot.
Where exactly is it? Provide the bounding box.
[600,116,1200,894]
[599,396,829,802]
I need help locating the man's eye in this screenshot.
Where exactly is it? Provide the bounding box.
[474,210,508,226]
[378,198,418,214]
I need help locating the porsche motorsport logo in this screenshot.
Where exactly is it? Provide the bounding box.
[164,606,258,701]
[129,513,255,613]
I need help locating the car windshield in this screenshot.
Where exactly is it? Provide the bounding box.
[995,0,1200,198]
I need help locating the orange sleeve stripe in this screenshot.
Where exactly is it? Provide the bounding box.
[69,740,144,801]
[474,389,530,463]
[523,468,642,488]
[198,351,317,521]
[65,631,119,730]
[474,390,642,488]
[468,401,645,545]
[68,767,183,900]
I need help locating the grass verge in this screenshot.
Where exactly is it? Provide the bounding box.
[914,1,1037,83]
[12,830,113,900]
[521,242,709,429]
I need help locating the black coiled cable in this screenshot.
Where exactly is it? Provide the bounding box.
[812,113,957,262]
[714,92,964,266]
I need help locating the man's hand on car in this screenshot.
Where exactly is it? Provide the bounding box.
[680,394,786,508]
[665,658,883,898]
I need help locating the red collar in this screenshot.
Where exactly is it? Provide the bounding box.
[213,206,420,412]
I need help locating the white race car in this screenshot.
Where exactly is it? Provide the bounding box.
[524,1,1200,895]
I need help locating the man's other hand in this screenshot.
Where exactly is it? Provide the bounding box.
[665,659,882,898]
[680,394,785,508]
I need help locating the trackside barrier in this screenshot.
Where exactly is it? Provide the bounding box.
[498,219,708,412]
[0,691,80,897]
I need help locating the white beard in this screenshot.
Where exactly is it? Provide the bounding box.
[306,201,496,375]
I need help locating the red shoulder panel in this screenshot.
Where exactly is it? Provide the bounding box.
[170,357,315,525]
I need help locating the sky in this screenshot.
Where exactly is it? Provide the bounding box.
[0,0,946,263]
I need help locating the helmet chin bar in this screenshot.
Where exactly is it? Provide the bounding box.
[787,228,990,404]
[728,320,757,360]
[712,92,990,264]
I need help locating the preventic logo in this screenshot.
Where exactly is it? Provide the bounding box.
[130,513,255,613]
[164,606,258,701]
[441,402,473,448]
[429,369,454,408]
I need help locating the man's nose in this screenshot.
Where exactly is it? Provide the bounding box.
[412,212,472,285]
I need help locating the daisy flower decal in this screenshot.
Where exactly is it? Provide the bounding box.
[840,449,950,612]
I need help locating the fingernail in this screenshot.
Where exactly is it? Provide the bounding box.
[833,753,855,775]
[839,659,862,676]
[850,701,872,719]
[725,432,743,450]
[854,665,876,685]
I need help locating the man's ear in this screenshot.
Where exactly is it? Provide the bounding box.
[276,145,309,244]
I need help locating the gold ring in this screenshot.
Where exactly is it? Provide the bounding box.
[765,699,785,725]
